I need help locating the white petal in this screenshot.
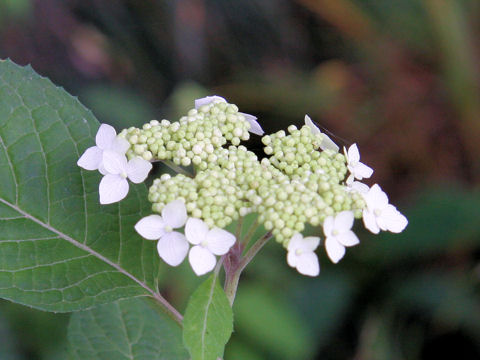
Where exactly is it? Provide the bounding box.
[362,209,380,234]
[162,200,187,229]
[126,157,152,183]
[349,181,369,194]
[111,137,130,154]
[354,162,373,179]
[205,228,236,255]
[301,236,321,252]
[337,230,360,247]
[377,205,408,233]
[98,162,108,175]
[77,146,102,171]
[189,246,216,276]
[364,184,389,210]
[185,218,209,245]
[304,115,321,135]
[134,215,166,240]
[346,174,354,185]
[103,150,127,175]
[325,238,345,263]
[296,253,320,276]
[157,232,189,266]
[287,233,303,252]
[347,144,360,164]
[96,124,117,150]
[334,211,354,232]
[319,134,339,152]
[99,174,129,204]
[194,95,226,109]
[287,251,298,267]
[240,112,264,135]
[323,216,334,237]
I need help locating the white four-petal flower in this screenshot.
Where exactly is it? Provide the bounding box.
[77,123,130,175]
[195,95,264,136]
[323,211,360,263]
[344,144,373,184]
[135,200,189,266]
[304,115,339,152]
[362,184,408,234]
[287,234,320,276]
[185,218,236,276]
[99,150,152,204]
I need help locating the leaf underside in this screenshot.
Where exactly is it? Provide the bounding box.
[0,59,160,312]
[183,274,233,360]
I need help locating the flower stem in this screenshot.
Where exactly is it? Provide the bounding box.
[241,216,259,247]
[224,230,272,306]
[162,160,193,177]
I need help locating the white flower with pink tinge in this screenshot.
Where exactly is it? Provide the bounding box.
[362,184,408,234]
[195,95,264,136]
[77,123,130,175]
[287,234,320,276]
[323,211,360,263]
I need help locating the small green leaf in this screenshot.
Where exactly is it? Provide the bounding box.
[67,298,188,360]
[183,274,233,360]
[0,59,160,312]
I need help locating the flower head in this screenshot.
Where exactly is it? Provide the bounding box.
[323,211,359,263]
[362,184,408,234]
[304,115,339,152]
[77,124,130,174]
[135,200,189,266]
[99,150,152,204]
[195,95,264,136]
[287,234,320,276]
[185,218,236,275]
[344,144,373,184]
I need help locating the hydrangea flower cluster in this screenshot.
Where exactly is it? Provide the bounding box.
[77,96,407,277]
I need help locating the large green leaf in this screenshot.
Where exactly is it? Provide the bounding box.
[68,298,188,360]
[0,59,161,312]
[183,274,233,360]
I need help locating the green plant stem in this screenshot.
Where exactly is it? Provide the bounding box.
[224,230,273,305]
[241,216,259,247]
[162,160,193,177]
[235,217,243,239]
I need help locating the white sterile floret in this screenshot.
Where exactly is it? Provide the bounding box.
[346,180,370,194]
[362,184,408,234]
[323,211,360,263]
[135,200,189,266]
[99,150,152,204]
[194,95,227,109]
[304,115,339,152]
[194,95,264,136]
[344,144,373,184]
[287,234,320,276]
[185,218,236,276]
[77,123,130,174]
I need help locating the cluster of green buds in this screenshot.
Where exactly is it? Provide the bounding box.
[78,96,408,277]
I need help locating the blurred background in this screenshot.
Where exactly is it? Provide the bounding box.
[1,0,480,359]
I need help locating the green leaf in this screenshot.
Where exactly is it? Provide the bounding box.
[0,59,160,311]
[183,273,233,360]
[68,298,188,360]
